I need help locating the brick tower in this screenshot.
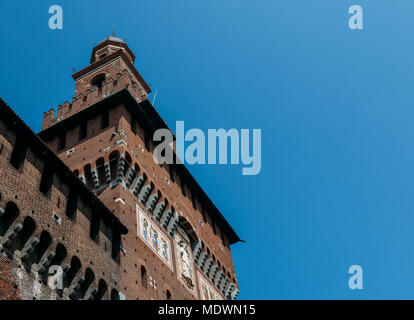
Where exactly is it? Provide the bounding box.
[38,37,241,300]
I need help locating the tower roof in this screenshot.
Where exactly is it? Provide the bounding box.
[90,37,136,64]
[98,36,125,45]
[72,37,151,94]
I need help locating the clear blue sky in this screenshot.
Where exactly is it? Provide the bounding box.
[1,0,414,299]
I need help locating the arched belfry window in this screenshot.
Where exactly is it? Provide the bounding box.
[91,74,106,93]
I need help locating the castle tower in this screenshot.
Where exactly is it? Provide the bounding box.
[38,37,240,300]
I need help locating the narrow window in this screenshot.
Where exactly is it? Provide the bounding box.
[79,121,87,140]
[144,131,151,151]
[221,233,227,247]
[84,164,93,189]
[10,134,27,169]
[168,165,175,183]
[0,202,20,237]
[90,211,100,242]
[181,182,186,197]
[111,289,120,300]
[101,111,109,129]
[202,207,208,223]
[57,133,66,151]
[96,158,106,185]
[166,290,172,300]
[141,266,147,288]
[131,117,136,134]
[211,220,217,235]
[39,162,54,196]
[112,231,121,262]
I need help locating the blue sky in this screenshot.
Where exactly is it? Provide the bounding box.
[1,0,414,299]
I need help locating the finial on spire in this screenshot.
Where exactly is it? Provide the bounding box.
[112,24,116,37]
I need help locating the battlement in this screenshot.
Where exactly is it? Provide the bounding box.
[42,66,148,131]
[0,98,127,300]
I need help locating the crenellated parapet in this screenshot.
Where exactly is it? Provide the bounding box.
[0,98,127,300]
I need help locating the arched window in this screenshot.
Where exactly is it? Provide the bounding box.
[141,266,147,288]
[64,256,81,289]
[9,216,36,257]
[130,164,140,182]
[166,290,172,300]
[25,230,52,271]
[178,216,198,247]
[41,243,67,285]
[109,151,120,181]
[50,243,67,267]
[111,289,120,300]
[79,268,95,299]
[84,164,93,189]
[0,202,19,237]
[124,152,133,176]
[91,74,106,93]
[96,157,106,185]
[95,279,108,300]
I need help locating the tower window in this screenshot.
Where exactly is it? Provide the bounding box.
[141,266,147,288]
[112,231,121,262]
[131,117,136,134]
[79,121,87,140]
[101,111,109,129]
[168,165,175,183]
[90,211,100,242]
[181,182,186,197]
[39,162,54,196]
[10,134,27,170]
[144,132,151,151]
[212,222,217,235]
[91,73,106,93]
[202,207,208,223]
[66,191,77,219]
[192,195,197,210]
[58,133,66,151]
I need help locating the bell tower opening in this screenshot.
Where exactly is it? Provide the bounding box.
[91,73,106,93]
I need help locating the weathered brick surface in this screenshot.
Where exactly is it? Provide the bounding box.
[0,105,123,300]
[0,253,59,300]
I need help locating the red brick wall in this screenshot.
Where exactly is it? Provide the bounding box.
[0,115,121,300]
[41,100,238,300]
